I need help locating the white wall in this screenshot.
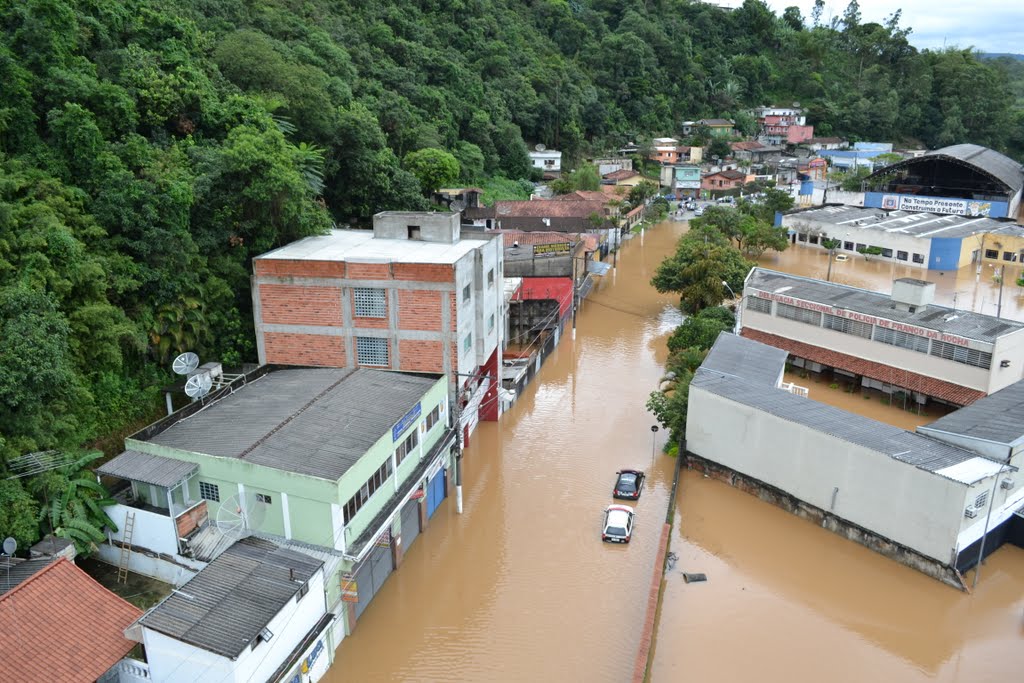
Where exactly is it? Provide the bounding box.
[742,308,992,392]
[145,568,328,683]
[686,387,967,563]
[783,215,930,267]
[105,503,179,556]
[953,457,1024,555]
[988,328,1024,394]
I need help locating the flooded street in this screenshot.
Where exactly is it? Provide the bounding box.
[329,222,1024,682]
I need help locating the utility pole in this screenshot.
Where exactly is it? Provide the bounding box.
[996,266,1005,319]
[452,393,463,514]
[973,455,1011,589]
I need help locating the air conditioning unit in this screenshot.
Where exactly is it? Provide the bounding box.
[1000,478,1015,490]
[964,506,978,519]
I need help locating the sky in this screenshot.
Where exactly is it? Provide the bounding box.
[762,0,1024,54]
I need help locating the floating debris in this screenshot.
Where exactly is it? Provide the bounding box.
[682,572,707,583]
[665,552,678,571]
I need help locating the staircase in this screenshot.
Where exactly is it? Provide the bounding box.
[117,511,136,584]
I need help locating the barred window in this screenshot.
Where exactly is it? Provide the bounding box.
[425,404,441,431]
[776,302,821,326]
[930,339,992,369]
[255,493,272,504]
[896,251,908,261]
[343,459,394,523]
[975,491,989,509]
[199,482,220,502]
[353,288,386,318]
[822,313,872,339]
[873,326,930,353]
[395,429,419,466]
[912,253,925,264]
[356,337,389,366]
[745,296,772,314]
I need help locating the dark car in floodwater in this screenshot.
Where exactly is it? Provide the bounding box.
[613,469,645,500]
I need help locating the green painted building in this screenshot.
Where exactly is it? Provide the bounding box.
[98,366,457,635]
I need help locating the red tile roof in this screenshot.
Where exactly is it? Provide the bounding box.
[741,329,986,406]
[498,231,574,248]
[494,200,607,219]
[0,559,143,682]
[705,169,747,181]
[731,141,766,152]
[602,169,640,181]
[551,191,610,203]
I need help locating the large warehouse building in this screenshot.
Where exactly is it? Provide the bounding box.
[686,333,1024,587]
[862,144,1023,220]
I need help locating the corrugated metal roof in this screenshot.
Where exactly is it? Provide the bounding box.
[701,332,788,387]
[784,204,1024,239]
[934,458,1006,484]
[692,368,984,477]
[746,268,1024,342]
[918,379,1024,446]
[146,369,439,481]
[140,537,323,659]
[930,144,1024,194]
[96,450,198,488]
[0,558,53,595]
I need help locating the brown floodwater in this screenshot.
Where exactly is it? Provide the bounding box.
[759,245,1024,322]
[327,222,1024,682]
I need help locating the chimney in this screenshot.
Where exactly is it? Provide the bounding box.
[890,278,935,313]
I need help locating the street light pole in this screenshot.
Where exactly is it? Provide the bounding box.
[996,265,1005,319]
[972,455,1011,590]
[650,425,660,464]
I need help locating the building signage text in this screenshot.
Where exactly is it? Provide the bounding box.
[392,402,422,442]
[751,289,976,347]
[340,574,359,603]
[532,242,571,256]
[880,194,992,217]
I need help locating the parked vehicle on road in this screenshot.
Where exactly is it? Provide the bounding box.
[602,504,635,544]
[613,469,645,500]
[693,205,705,217]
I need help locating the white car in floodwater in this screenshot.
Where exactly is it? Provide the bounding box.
[602,504,635,544]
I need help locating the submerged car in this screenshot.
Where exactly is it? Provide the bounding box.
[693,205,705,217]
[602,504,635,544]
[613,469,645,500]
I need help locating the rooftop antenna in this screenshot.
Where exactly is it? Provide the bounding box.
[172,352,200,376]
[3,537,16,594]
[184,372,212,400]
[215,490,270,542]
[5,451,74,479]
[535,143,546,151]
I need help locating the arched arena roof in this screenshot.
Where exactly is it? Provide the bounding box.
[868,144,1023,195]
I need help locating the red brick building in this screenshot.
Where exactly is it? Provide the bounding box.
[253,212,505,423]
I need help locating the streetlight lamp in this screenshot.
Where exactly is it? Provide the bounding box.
[650,425,660,463]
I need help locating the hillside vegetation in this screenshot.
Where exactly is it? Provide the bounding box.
[0,0,1021,550]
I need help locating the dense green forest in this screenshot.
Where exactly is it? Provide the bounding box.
[1,0,1022,551]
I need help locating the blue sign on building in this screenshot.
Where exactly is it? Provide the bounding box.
[392,402,422,441]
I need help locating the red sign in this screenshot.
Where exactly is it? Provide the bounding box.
[750,289,975,347]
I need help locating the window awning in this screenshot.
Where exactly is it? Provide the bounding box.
[96,450,198,488]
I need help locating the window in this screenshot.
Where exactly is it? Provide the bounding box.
[343,459,394,522]
[462,284,471,303]
[395,429,419,466]
[912,253,925,264]
[463,333,473,353]
[255,493,272,504]
[356,337,389,366]
[425,404,441,431]
[843,241,854,251]
[488,313,495,332]
[930,339,992,369]
[745,296,772,314]
[797,233,808,243]
[407,225,421,240]
[873,326,929,353]
[1004,251,1014,262]
[975,491,989,509]
[297,582,310,601]
[823,313,872,338]
[896,251,908,261]
[199,482,220,502]
[776,302,821,326]
[487,268,495,287]
[984,249,998,259]
[808,235,819,245]
[855,243,866,253]
[353,288,386,318]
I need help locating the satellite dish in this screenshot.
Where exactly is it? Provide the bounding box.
[535,143,546,151]
[216,492,270,540]
[172,352,200,375]
[2,538,16,556]
[184,373,211,399]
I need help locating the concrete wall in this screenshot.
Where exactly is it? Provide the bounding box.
[686,386,967,563]
[105,503,179,556]
[783,215,931,268]
[988,327,1024,393]
[372,211,460,243]
[95,541,202,586]
[742,308,992,392]
[144,567,327,683]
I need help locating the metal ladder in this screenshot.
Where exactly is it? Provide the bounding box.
[117,511,135,584]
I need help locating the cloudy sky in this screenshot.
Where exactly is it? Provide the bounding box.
[762,0,1024,54]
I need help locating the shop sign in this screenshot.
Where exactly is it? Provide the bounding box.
[340,574,359,603]
[392,402,422,441]
[881,194,991,217]
[532,242,571,256]
[750,289,978,347]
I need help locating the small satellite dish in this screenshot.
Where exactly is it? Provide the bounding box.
[172,352,200,375]
[184,374,211,399]
[216,492,270,540]
[535,143,546,151]
[2,538,16,556]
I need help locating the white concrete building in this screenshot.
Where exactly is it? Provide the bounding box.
[740,268,1024,407]
[686,333,1024,585]
[782,205,1024,271]
[140,537,334,683]
[528,148,562,177]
